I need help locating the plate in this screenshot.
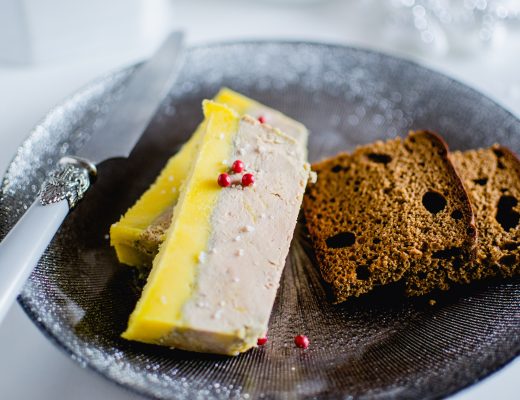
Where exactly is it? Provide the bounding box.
[0,42,518,399]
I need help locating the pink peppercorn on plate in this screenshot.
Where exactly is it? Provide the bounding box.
[0,41,518,399]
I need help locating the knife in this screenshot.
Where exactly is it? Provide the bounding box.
[0,32,184,323]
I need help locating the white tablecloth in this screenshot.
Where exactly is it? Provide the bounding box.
[0,1,518,398]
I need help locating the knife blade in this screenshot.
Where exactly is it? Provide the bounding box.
[79,31,184,164]
[0,32,185,324]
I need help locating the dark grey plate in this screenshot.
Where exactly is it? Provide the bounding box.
[0,42,519,400]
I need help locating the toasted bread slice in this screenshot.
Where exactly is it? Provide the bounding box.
[303,131,477,302]
[451,145,520,278]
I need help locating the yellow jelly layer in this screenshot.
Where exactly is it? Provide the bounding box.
[110,88,259,267]
[110,120,206,266]
[122,101,239,343]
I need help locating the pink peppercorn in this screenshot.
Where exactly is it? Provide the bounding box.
[217,173,231,187]
[242,173,255,187]
[231,160,245,174]
[294,335,310,349]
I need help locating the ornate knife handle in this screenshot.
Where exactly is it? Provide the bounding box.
[39,156,97,209]
[0,155,97,324]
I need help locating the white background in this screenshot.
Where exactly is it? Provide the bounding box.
[0,1,518,399]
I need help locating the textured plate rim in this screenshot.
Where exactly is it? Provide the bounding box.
[7,39,519,399]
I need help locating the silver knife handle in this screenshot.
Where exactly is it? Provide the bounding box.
[40,156,97,208]
[0,156,96,324]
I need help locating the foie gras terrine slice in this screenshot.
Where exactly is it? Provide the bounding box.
[121,100,310,355]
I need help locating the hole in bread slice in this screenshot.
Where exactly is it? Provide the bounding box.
[451,209,463,220]
[499,254,516,266]
[326,231,356,248]
[356,265,371,280]
[422,191,447,214]
[366,153,392,165]
[496,195,519,231]
[473,177,488,186]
